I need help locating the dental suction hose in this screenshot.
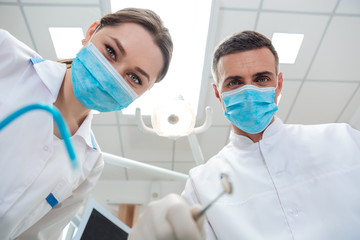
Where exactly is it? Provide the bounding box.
[0,103,78,169]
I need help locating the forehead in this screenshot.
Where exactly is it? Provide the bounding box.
[217,48,276,82]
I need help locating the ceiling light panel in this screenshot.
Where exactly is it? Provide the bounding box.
[49,27,84,59]
[110,0,212,116]
[272,32,304,64]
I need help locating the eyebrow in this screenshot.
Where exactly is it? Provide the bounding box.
[222,71,275,86]
[135,67,150,82]
[223,75,244,84]
[252,71,274,78]
[224,71,274,81]
[111,37,126,56]
[111,37,150,83]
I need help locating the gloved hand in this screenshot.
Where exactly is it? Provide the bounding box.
[128,193,205,240]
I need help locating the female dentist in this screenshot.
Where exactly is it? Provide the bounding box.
[0,8,203,240]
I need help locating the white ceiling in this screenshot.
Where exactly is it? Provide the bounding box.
[1,0,360,208]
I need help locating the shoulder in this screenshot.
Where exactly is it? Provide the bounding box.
[0,29,11,42]
[0,29,41,84]
[282,122,360,147]
[184,146,233,205]
[0,29,18,53]
[190,149,226,175]
[188,144,232,186]
[0,29,15,42]
[0,29,39,58]
[284,122,357,135]
[319,122,360,140]
[0,29,19,48]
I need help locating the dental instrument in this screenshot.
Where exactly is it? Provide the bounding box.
[194,173,232,221]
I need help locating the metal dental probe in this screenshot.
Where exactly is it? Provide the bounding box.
[194,173,233,221]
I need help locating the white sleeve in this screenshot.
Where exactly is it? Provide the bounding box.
[0,29,40,97]
[181,178,200,205]
[348,124,360,145]
[181,178,217,240]
[346,124,360,160]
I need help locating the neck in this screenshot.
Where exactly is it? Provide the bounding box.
[232,117,275,143]
[233,128,263,143]
[54,68,90,137]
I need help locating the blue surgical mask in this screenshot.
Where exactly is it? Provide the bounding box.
[222,84,278,134]
[72,42,138,112]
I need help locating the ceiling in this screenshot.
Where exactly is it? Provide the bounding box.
[1,0,360,208]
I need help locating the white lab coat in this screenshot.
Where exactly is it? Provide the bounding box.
[0,29,104,239]
[182,117,360,240]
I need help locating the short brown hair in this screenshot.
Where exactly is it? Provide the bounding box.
[212,30,278,84]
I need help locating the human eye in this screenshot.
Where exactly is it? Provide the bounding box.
[255,76,273,87]
[105,45,116,60]
[227,79,240,87]
[127,73,142,85]
[256,76,270,83]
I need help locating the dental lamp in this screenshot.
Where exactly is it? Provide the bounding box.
[136,96,213,165]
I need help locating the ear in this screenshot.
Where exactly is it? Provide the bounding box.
[275,72,283,103]
[212,83,220,100]
[213,83,226,111]
[212,82,225,104]
[82,21,100,46]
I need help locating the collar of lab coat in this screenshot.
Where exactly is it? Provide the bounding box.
[51,109,98,150]
[74,111,98,150]
[229,116,284,146]
[31,57,97,150]
[30,57,66,102]
[52,110,98,150]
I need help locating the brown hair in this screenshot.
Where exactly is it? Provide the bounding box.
[59,8,173,83]
[212,30,278,84]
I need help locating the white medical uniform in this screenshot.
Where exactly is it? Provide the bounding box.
[182,117,360,240]
[0,29,104,239]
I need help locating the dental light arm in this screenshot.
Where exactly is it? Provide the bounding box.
[136,105,213,165]
[0,103,78,169]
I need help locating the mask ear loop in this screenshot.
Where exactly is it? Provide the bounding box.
[88,24,102,43]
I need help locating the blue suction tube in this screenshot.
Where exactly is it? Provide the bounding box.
[0,103,78,169]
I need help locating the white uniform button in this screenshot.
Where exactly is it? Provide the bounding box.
[43,145,49,151]
[288,208,299,217]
